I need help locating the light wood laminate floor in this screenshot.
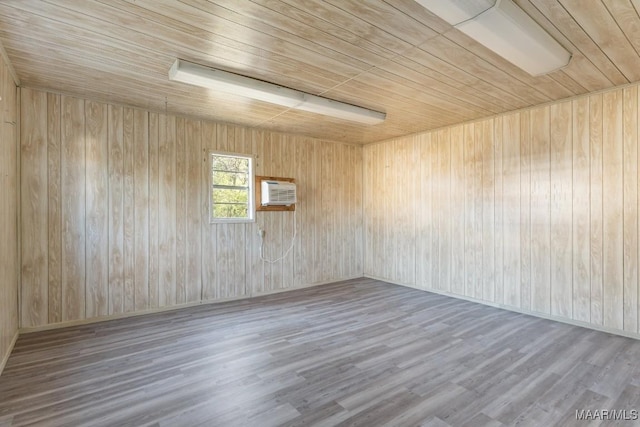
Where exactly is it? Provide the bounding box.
[1,278,640,426]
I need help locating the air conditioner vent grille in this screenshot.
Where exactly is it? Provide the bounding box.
[261,180,297,206]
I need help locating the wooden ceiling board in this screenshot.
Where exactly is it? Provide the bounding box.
[13,73,289,128]
[60,0,367,88]
[319,91,474,134]
[9,51,299,124]
[181,0,400,66]
[513,0,612,92]
[560,0,640,82]
[524,0,629,85]
[277,0,418,55]
[441,29,577,100]
[269,0,410,60]
[374,60,505,114]
[1,0,640,143]
[321,0,441,47]
[0,21,342,101]
[418,35,553,105]
[258,108,417,143]
[389,53,527,111]
[545,55,597,93]
[603,0,640,55]
[30,0,357,91]
[330,69,492,118]
[411,49,530,111]
[122,0,375,73]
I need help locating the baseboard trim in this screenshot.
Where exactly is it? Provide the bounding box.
[19,276,362,334]
[0,330,19,377]
[364,274,640,341]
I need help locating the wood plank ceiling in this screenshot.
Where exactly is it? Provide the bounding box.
[0,0,639,144]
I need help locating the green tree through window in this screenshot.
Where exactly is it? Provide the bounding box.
[210,152,254,222]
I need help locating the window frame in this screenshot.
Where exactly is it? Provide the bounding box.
[209,150,255,224]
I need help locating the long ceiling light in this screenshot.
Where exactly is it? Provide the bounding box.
[414,0,571,76]
[169,59,386,125]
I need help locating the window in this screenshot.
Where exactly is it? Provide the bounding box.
[210,151,254,223]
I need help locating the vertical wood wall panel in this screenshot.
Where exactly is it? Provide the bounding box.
[425,136,436,289]
[201,121,216,300]
[293,136,307,286]
[503,112,520,308]
[363,143,373,277]
[450,127,465,295]
[20,88,47,328]
[428,133,441,289]
[1,56,18,370]
[108,105,124,315]
[463,124,476,298]
[494,116,504,305]
[473,125,483,300]
[20,89,363,327]
[239,128,254,295]
[590,94,604,326]
[185,119,201,304]
[175,117,186,305]
[549,101,572,319]
[572,97,590,323]
[372,142,383,282]
[158,114,176,307]
[85,100,108,319]
[123,108,135,313]
[319,140,331,284]
[416,134,432,290]
[251,130,264,292]
[438,129,451,292]
[481,120,495,302]
[602,90,624,330]
[60,96,85,322]
[392,140,404,283]
[259,134,275,292]
[46,93,61,324]
[530,106,551,314]
[623,87,638,333]
[175,117,187,304]
[148,112,159,310]
[372,142,384,282]
[364,81,640,338]
[353,142,363,277]
[133,110,149,311]
[520,111,531,312]
[406,138,418,286]
[311,139,322,284]
[281,135,294,289]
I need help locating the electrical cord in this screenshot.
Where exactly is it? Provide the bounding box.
[259,208,297,264]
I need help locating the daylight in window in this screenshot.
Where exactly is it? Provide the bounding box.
[210,152,254,223]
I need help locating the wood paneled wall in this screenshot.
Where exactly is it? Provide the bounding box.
[0,54,18,370]
[364,83,640,336]
[20,87,363,328]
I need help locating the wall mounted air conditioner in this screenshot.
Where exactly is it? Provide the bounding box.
[261,180,297,206]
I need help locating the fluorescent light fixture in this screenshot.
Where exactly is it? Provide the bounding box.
[415,0,495,26]
[169,59,386,125]
[415,0,571,76]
